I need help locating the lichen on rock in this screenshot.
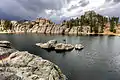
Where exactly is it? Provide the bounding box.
[0,41,66,80]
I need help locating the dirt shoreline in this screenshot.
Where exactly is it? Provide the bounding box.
[0,32,120,36]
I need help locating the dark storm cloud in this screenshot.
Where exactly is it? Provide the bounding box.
[67,5,79,11]
[0,8,21,20]
[0,0,120,22]
[0,0,63,20]
[80,0,89,7]
[16,0,63,19]
[114,0,120,2]
[67,0,89,11]
[105,0,120,2]
[17,0,61,12]
[105,0,112,2]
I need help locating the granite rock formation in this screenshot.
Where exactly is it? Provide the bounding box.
[0,41,66,80]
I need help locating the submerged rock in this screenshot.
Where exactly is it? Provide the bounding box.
[0,41,66,80]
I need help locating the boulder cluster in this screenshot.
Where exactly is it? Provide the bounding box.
[36,40,84,51]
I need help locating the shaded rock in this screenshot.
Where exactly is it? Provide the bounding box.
[64,28,71,35]
[45,25,53,34]
[69,27,78,35]
[0,72,22,80]
[31,25,39,33]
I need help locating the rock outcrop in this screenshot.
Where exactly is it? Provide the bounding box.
[36,40,83,51]
[0,41,66,80]
[36,40,57,49]
[0,18,91,35]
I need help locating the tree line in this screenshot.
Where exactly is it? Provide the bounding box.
[63,11,119,33]
[0,20,12,30]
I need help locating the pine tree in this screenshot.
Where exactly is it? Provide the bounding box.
[3,20,12,30]
[80,15,84,32]
[93,19,99,33]
[89,11,93,33]
[109,17,115,32]
[115,17,119,26]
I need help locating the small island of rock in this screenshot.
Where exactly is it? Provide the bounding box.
[36,40,84,51]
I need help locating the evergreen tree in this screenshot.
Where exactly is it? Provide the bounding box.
[62,11,118,34]
[3,20,12,30]
[75,17,79,26]
[115,17,119,26]
[100,17,105,33]
[80,15,84,32]
[89,13,93,33]
[93,19,99,33]
[109,17,115,32]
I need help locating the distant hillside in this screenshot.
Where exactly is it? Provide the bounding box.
[0,11,120,36]
[62,11,119,33]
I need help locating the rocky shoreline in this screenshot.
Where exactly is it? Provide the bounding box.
[0,22,120,36]
[0,31,120,36]
[0,41,66,80]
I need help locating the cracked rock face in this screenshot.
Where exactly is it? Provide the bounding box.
[0,41,66,80]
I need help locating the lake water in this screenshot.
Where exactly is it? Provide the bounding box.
[0,33,120,80]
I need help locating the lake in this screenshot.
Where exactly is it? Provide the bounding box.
[0,33,120,80]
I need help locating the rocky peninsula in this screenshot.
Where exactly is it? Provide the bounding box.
[0,11,120,36]
[0,41,66,80]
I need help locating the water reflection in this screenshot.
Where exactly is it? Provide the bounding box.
[0,34,120,80]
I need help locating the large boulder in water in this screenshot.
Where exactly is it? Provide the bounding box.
[0,41,11,48]
[36,43,51,49]
[75,44,84,50]
[36,40,57,49]
[47,40,57,45]
[0,41,66,80]
[36,40,85,52]
[55,43,74,51]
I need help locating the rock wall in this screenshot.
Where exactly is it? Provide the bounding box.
[0,19,91,35]
[0,41,66,80]
[2,18,120,35]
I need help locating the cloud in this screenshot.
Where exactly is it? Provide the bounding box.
[0,0,120,22]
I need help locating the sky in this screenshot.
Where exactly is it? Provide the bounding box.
[0,0,120,23]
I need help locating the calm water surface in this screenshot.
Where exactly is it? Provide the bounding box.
[0,33,120,80]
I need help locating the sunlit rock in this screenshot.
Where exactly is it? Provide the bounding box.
[75,44,84,50]
[55,43,74,51]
